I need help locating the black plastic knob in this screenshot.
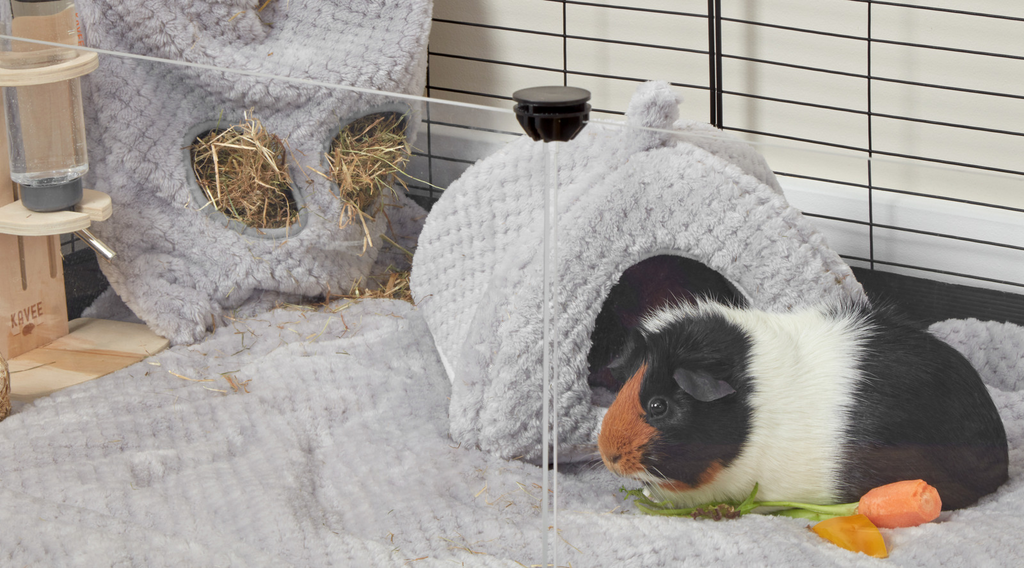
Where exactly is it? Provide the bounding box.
[512,86,591,143]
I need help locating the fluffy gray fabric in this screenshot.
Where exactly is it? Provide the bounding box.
[411,82,867,462]
[0,304,1021,566]
[77,0,432,345]
[931,318,1024,394]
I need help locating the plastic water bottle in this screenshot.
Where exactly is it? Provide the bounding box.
[1,0,87,212]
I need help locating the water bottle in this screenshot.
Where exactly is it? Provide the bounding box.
[1,0,87,212]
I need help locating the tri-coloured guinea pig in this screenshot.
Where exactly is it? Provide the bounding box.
[597,299,1008,510]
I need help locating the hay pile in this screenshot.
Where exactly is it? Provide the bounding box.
[323,112,410,250]
[321,112,416,301]
[190,112,299,230]
[190,110,416,304]
[292,269,413,309]
[340,269,412,304]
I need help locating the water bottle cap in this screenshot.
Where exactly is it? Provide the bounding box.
[19,177,84,212]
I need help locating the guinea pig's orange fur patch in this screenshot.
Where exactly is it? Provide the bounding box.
[598,363,657,478]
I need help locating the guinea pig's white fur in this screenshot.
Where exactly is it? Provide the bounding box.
[639,301,869,506]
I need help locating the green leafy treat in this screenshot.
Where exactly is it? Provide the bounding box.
[620,483,859,521]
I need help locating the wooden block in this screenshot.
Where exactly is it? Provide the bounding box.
[0,107,69,360]
[8,318,170,403]
[0,189,112,236]
[0,233,69,359]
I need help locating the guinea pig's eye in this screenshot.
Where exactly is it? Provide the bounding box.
[647,397,668,417]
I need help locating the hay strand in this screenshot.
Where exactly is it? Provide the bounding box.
[1,352,10,421]
[222,373,251,394]
[380,233,414,258]
[168,371,213,383]
[191,110,299,230]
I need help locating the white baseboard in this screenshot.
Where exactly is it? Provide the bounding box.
[779,175,1024,295]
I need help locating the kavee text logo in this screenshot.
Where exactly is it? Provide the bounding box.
[10,302,44,336]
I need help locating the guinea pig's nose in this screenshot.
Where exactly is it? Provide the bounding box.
[606,452,622,465]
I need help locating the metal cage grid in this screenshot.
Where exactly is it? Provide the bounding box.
[418,0,1024,323]
[58,0,1024,325]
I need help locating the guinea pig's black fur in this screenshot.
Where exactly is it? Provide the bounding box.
[586,255,745,393]
[597,299,1009,510]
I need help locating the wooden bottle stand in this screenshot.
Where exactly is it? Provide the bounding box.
[0,49,169,404]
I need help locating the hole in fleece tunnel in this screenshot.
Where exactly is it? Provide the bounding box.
[187,122,303,235]
[586,254,745,404]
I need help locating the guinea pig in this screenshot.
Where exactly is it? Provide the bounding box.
[597,299,1008,510]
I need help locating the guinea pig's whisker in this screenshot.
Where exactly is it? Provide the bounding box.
[638,466,668,486]
[584,458,608,475]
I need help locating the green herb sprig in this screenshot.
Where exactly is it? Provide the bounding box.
[620,483,858,521]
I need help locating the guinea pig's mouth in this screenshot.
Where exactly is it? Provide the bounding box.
[623,469,706,496]
[600,448,693,490]
[627,469,670,487]
[601,455,666,486]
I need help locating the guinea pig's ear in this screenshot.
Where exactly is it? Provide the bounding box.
[606,329,646,386]
[673,368,736,402]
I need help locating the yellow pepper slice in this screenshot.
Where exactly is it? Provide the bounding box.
[812,514,888,558]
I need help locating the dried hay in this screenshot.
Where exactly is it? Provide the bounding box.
[323,112,410,251]
[222,373,252,394]
[274,266,413,317]
[1,353,10,421]
[338,268,413,304]
[189,109,417,309]
[190,111,299,230]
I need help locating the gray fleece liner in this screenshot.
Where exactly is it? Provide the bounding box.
[76,0,432,345]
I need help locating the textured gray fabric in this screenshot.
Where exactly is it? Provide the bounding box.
[0,305,1021,566]
[411,82,867,462]
[77,0,432,344]
[931,318,1024,392]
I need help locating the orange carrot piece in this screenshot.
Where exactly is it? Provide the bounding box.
[857,479,942,529]
[812,514,888,558]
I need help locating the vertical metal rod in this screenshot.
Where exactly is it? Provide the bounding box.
[541,140,560,568]
[867,0,876,271]
[425,65,435,198]
[562,0,569,87]
[707,0,717,126]
[714,0,724,127]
